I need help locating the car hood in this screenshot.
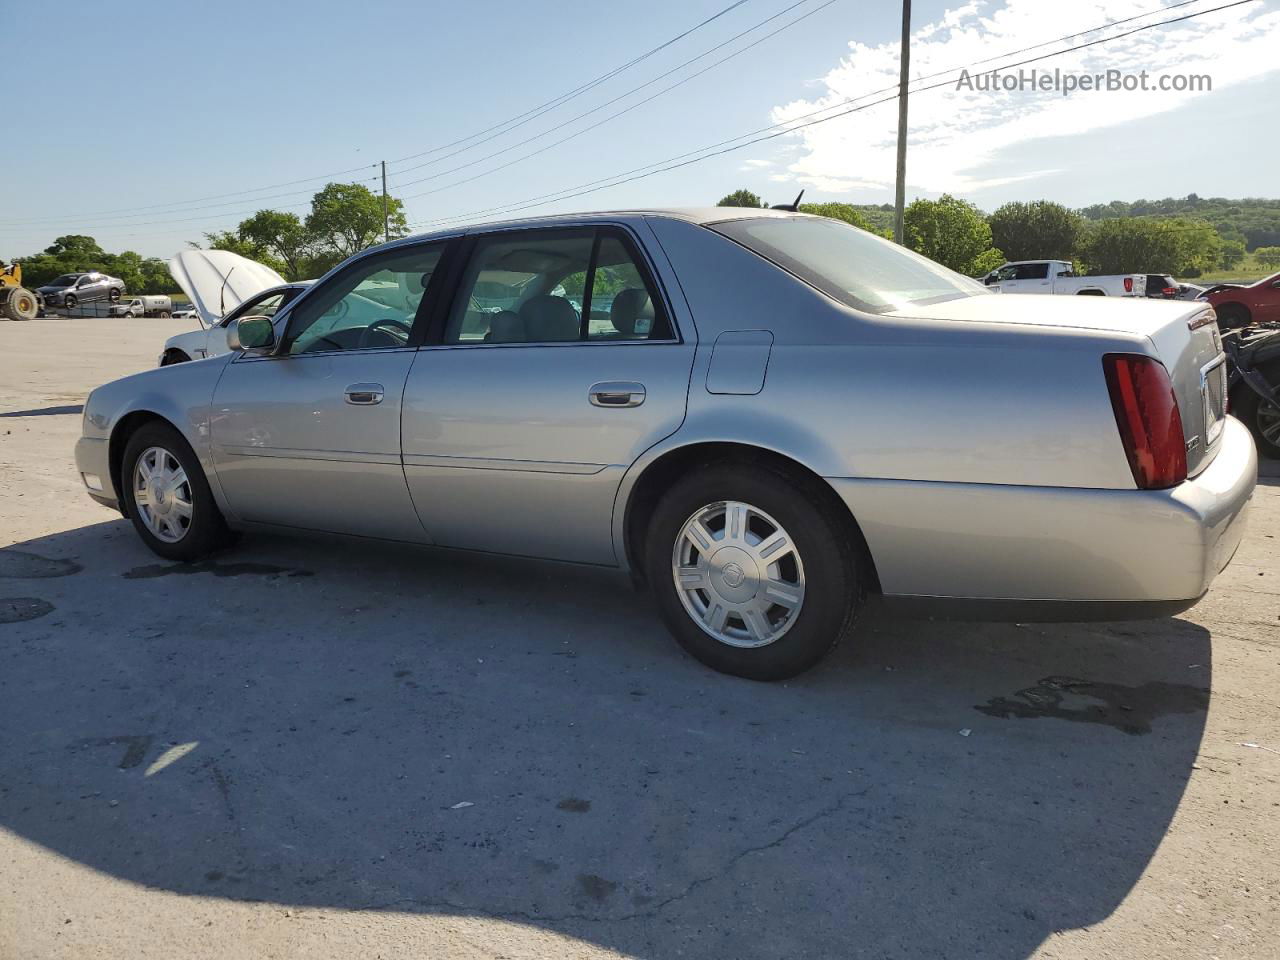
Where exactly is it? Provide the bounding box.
[168,250,286,328]
[884,292,1209,336]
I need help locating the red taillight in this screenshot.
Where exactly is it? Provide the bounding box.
[1103,354,1187,489]
[1163,286,1177,298]
[1124,277,1134,293]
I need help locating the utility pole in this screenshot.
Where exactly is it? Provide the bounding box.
[378,160,389,244]
[892,0,911,245]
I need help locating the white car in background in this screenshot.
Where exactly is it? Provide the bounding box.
[161,250,310,365]
[981,259,1149,297]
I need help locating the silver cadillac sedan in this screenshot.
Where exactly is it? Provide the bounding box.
[76,209,1256,680]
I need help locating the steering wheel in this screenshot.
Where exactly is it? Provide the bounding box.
[358,317,413,349]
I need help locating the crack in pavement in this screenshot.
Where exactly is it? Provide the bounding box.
[356,786,871,925]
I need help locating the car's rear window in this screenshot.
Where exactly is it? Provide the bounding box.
[708,216,987,315]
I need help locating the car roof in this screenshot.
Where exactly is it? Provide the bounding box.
[381,207,808,247]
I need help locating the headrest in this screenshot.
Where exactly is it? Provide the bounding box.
[487,310,525,343]
[609,288,655,338]
[518,295,579,341]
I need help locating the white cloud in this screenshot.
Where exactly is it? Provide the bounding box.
[771,0,1280,195]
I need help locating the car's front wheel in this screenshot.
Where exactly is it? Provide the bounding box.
[645,464,864,680]
[108,288,121,303]
[122,421,232,561]
[63,294,77,309]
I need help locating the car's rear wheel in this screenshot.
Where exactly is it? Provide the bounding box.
[1234,367,1280,459]
[122,422,232,561]
[108,288,121,303]
[1216,303,1250,329]
[158,310,171,318]
[645,464,864,680]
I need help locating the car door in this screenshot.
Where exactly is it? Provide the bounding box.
[210,241,450,541]
[76,275,102,302]
[401,224,695,565]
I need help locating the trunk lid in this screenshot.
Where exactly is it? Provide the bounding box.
[167,250,286,328]
[887,294,1227,477]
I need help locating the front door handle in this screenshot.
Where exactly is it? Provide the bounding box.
[589,381,646,408]
[345,383,385,405]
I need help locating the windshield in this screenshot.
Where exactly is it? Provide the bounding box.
[709,216,987,314]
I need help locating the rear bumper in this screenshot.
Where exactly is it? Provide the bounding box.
[74,435,120,511]
[828,415,1256,618]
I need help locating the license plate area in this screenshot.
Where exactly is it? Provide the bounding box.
[1202,356,1227,445]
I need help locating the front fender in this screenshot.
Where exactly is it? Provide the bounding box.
[82,354,234,512]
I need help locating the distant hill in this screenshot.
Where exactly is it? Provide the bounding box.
[1077,195,1280,250]
[840,196,1280,251]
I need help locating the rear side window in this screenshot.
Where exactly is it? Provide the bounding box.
[1014,263,1049,280]
[710,216,985,314]
[444,227,671,344]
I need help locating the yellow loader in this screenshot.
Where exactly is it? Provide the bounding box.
[1,262,40,320]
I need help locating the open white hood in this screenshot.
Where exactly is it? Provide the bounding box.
[168,250,286,328]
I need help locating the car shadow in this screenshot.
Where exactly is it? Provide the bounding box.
[0,519,1211,958]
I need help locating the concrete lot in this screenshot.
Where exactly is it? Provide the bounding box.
[1,316,1277,960]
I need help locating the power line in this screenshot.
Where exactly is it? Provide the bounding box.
[3,0,751,227]
[406,0,1260,230]
[1,0,821,234]
[386,0,826,186]
[385,0,752,169]
[388,0,839,201]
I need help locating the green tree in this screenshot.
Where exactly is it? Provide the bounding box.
[1255,246,1280,268]
[1220,239,1247,270]
[1078,217,1221,276]
[988,201,1083,261]
[305,182,407,258]
[200,230,287,276]
[716,188,765,208]
[797,202,888,236]
[903,194,1002,275]
[237,210,312,281]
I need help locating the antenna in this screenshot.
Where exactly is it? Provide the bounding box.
[219,265,237,320]
[771,190,805,212]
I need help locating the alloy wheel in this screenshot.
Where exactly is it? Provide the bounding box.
[132,446,194,543]
[672,500,806,649]
[1258,399,1280,446]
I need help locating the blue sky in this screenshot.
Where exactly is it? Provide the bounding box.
[3,0,1277,258]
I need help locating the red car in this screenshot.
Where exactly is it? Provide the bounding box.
[1206,271,1280,328]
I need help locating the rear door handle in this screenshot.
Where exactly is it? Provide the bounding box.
[589,381,646,408]
[345,383,384,405]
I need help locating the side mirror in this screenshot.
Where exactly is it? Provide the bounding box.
[227,315,276,353]
[983,275,997,285]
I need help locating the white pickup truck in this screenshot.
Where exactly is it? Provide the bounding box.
[108,295,173,318]
[980,260,1149,297]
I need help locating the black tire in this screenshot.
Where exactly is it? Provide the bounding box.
[158,310,171,318]
[1233,371,1280,459]
[1215,303,1250,330]
[63,293,77,309]
[3,287,38,321]
[160,350,191,366]
[108,288,122,303]
[121,421,233,561]
[644,463,864,681]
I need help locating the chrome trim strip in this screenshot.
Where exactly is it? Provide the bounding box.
[401,453,606,475]
[214,445,401,465]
